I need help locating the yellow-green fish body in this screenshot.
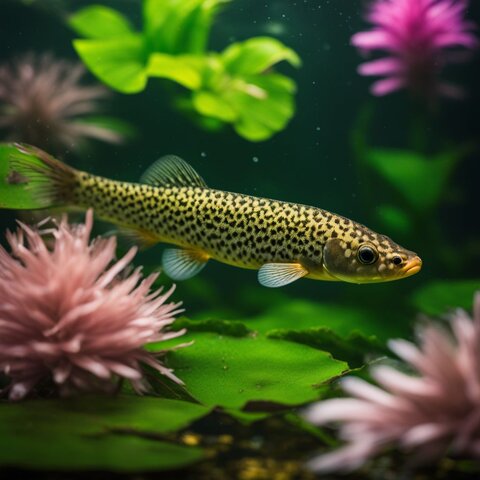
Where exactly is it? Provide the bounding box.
[7,145,422,287]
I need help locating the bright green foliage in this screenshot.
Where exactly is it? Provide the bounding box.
[0,144,43,209]
[412,280,480,316]
[69,2,300,141]
[162,332,348,409]
[0,396,207,470]
[68,5,134,39]
[364,149,460,213]
[375,204,412,236]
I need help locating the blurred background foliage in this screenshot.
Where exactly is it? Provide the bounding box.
[0,0,480,477]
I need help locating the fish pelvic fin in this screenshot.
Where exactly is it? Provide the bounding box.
[162,247,209,281]
[4,143,77,209]
[258,262,309,288]
[140,155,207,188]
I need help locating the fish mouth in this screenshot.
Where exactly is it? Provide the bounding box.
[401,256,422,277]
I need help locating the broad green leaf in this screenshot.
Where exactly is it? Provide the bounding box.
[165,332,348,409]
[69,5,134,39]
[267,327,387,368]
[172,317,253,337]
[0,396,207,470]
[73,35,148,93]
[143,0,229,54]
[242,299,404,340]
[0,144,44,209]
[412,280,480,316]
[192,90,238,122]
[364,149,459,213]
[147,53,204,89]
[222,36,301,75]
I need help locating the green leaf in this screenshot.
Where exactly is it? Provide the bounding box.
[73,35,148,93]
[172,317,253,337]
[0,144,44,209]
[267,327,387,368]
[142,0,224,54]
[243,299,405,341]
[412,280,480,316]
[364,149,459,213]
[69,5,134,39]
[143,0,229,54]
[165,332,348,409]
[0,396,207,471]
[147,53,204,89]
[222,37,301,75]
[375,204,412,236]
[192,90,238,122]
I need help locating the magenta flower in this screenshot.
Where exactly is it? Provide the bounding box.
[351,0,478,98]
[0,210,186,400]
[0,54,125,152]
[303,293,480,473]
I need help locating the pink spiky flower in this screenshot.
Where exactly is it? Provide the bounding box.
[0,53,124,152]
[0,210,186,400]
[351,0,478,98]
[303,293,480,473]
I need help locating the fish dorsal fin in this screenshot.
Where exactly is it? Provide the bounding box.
[140,155,207,188]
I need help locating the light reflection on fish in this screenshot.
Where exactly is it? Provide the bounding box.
[5,144,422,288]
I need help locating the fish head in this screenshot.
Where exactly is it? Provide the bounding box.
[322,228,422,284]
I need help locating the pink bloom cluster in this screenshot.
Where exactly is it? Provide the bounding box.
[352,0,478,97]
[0,210,185,400]
[304,293,480,473]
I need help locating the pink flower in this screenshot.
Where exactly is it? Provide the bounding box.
[351,0,478,98]
[303,293,480,473]
[0,53,124,152]
[0,210,185,400]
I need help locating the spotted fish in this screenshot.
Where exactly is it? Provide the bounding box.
[4,144,422,287]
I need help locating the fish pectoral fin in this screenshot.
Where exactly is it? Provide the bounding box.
[162,248,209,281]
[258,262,309,288]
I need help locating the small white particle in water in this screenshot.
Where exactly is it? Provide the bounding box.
[252,156,259,163]
[315,126,321,131]
[200,152,207,158]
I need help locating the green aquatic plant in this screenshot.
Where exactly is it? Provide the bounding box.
[69,1,301,141]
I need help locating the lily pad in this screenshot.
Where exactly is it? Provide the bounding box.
[164,332,348,410]
[0,396,208,471]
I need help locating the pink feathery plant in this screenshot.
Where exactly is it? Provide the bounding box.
[303,292,480,473]
[351,0,478,98]
[0,210,186,400]
[0,53,124,152]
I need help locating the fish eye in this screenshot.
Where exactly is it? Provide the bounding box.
[357,245,378,265]
[392,256,402,266]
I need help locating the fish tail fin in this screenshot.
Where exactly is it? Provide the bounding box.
[5,143,78,209]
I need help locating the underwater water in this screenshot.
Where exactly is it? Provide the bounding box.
[0,0,479,478]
